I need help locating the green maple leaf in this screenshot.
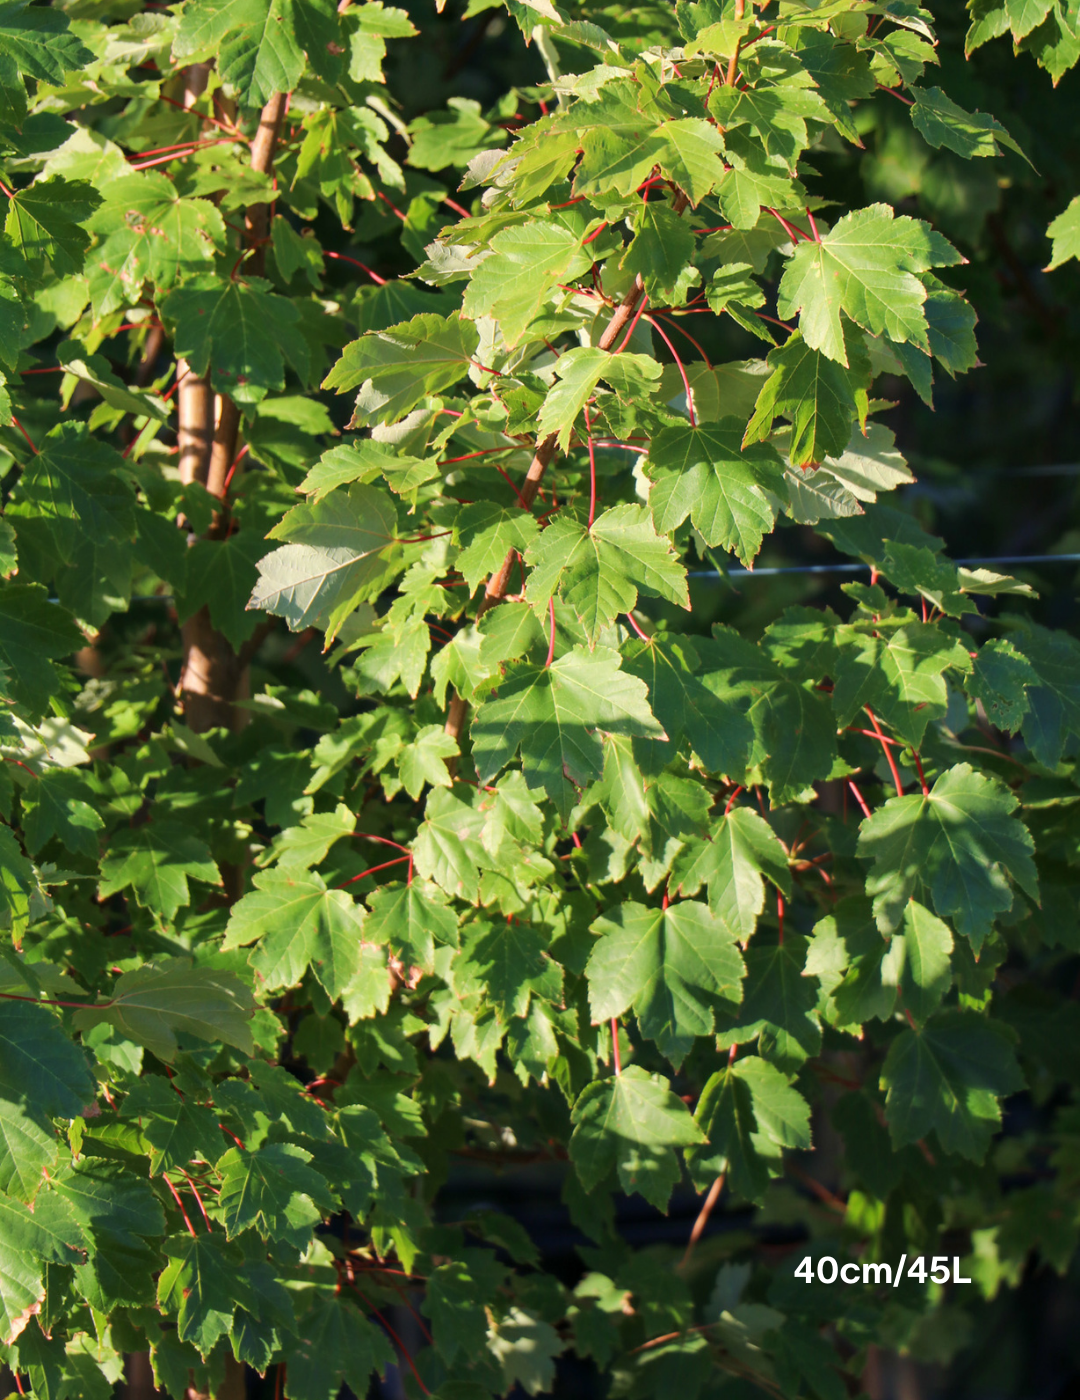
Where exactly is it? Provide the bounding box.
[647,421,787,566]
[587,732,650,846]
[178,533,270,650]
[489,1307,565,1398]
[714,936,822,1073]
[0,1232,43,1346]
[586,900,745,1061]
[715,142,802,228]
[891,899,954,1025]
[52,1157,164,1241]
[455,503,540,593]
[831,619,972,746]
[0,1191,87,1267]
[704,261,773,340]
[271,212,324,286]
[396,724,459,799]
[452,917,552,1022]
[1005,0,1054,39]
[461,219,594,346]
[572,83,724,204]
[161,275,301,404]
[73,959,256,1061]
[173,0,343,108]
[923,274,980,377]
[817,895,954,1029]
[223,867,366,1001]
[777,205,961,365]
[51,1158,164,1311]
[412,786,488,901]
[86,173,226,315]
[875,543,975,617]
[619,202,700,307]
[471,645,664,818]
[709,82,828,167]
[323,313,479,425]
[910,86,1028,161]
[408,95,502,170]
[249,483,398,639]
[669,806,792,943]
[524,505,688,645]
[809,895,896,1027]
[298,441,407,502]
[880,1008,1024,1160]
[969,637,1037,732]
[56,341,171,423]
[964,0,1011,51]
[857,763,1039,950]
[744,330,870,466]
[1047,195,1080,270]
[0,1,94,83]
[12,422,136,564]
[536,347,662,452]
[21,769,103,859]
[687,1055,811,1198]
[0,828,32,938]
[0,1099,58,1202]
[0,1001,95,1121]
[696,628,838,803]
[345,1,416,80]
[364,880,458,973]
[99,821,221,919]
[569,1065,705,1210]
[3,178,100,277]
[259,802,354,870]
[478,600,546,671]
[122,1077,225,1174]
[1008,620,1080,766]
[0,278,26,373]
[283,1295,394,1400]
[423,1250,508,1363]
[218,1142,332,1246]
[621,633,754,774]
[158,1232,252,1354]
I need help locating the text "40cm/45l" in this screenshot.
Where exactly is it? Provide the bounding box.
[796,1255,972,1286]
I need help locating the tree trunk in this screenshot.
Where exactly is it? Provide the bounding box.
[124,1351,161,1400]
[176,89,285,735]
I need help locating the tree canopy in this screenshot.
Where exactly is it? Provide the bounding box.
[0,0,1079,1397]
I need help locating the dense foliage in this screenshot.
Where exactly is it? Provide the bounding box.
[1,0,1080,1397]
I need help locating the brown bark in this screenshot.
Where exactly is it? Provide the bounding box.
[199,91,288,518]
[244,91,289,272]
[178,90,287,733]
[177,373,213,488]
[216,1354,247,1400]
[123,1351,161,1400]
[444,276,647,749]
[176,64,215,492]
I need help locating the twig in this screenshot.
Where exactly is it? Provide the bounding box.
[164,1176,199,1237]
[865,707,904,797]
[680,1174,725,1270]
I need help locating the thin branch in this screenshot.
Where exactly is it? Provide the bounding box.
[163,1175,199,1237]
[910,748,930,797]
[865,707,904,797]
[847,780,872,821]
[645,315,696,426]
[585,403,598,527]
[680,1174,725,1270]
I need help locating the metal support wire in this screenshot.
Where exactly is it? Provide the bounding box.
[688,554,1080,581]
